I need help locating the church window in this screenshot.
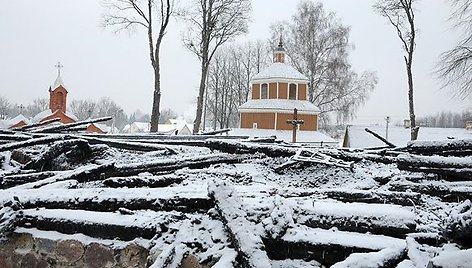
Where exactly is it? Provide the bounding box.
[289,84,297,100]
[261,84,268,99]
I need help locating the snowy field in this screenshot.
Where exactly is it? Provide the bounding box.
[1,131,472,267]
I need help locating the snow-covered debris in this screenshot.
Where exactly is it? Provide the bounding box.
[208,179,272,268]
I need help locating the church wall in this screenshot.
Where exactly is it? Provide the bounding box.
[252,84,260,99]
[240,112,275,129]
[276,113,318,131]
[9,121,27,129]
[269,83,277,99]
[278,83,288,99]
[298,84,307,100]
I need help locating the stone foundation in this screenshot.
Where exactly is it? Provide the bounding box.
[0,233,149,268]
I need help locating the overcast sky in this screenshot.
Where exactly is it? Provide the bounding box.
[0,0,470,125]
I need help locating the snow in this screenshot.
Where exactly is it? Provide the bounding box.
[430,248,472,268]
[251,62,309,82]
[282,226,406,250]
[239,99,320,113]
[0,114,31,129]
[229,128,337,145]
[331,245,406,268]
[52,73,65,89]
[344,125,472,148]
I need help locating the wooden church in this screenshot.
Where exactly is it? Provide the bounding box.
[239,39,320,131]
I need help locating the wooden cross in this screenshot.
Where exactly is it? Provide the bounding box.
[286,108,304,143]
[54,61,64,76]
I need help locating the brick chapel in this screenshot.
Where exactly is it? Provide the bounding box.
[238,38,320,131]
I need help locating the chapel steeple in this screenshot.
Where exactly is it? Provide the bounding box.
[274,35,286,63]
[49,62,68,113]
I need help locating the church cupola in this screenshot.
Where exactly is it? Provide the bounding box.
[49,62,68,113]
[274,35,286,63]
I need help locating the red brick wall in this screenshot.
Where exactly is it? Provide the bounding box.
[49,86,68,113]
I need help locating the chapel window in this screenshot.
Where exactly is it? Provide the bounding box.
[261,84,268,99]
[289,84,297,100]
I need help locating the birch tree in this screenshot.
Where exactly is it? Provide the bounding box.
[374,0,419,140]
[437,0,472,100]
[275,1,377,127]
[182,0,251,133]
[103,0,173,132]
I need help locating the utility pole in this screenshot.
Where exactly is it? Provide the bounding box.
[286,108,304,143]
[385,116,390,141]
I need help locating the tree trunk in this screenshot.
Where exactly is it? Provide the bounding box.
[193,61,210,134]
[406,59,418,141]
[150,39,163,132]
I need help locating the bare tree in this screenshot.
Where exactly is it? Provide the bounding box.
[182,0,251,133]
[103,0,173,132]
[70,99,97,120]
[159,108,179,123]
[205,42,270,129]
[275,1,377,127]
[437,0,472,100]
[25,98,49,118]
[374,0,419,140]
[0,96,12,120]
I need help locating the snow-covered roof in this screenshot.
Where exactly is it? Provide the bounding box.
[230,128,337,145]
[0,114,31,129]
[167,118,188,126]
[52,73,65,89]
[131,122,150,132]
[32,109,78,123]
[344,125,472,148]
[239,99,320,114]
[251,63,308,82]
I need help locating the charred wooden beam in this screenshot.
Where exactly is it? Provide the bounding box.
[7,188,212,213]
[199,128,231,135]
[31,117,112,133]
[14,162,115,189]
[0,134,31,142]
[331,246,406,268]
[112,153,248,177]
[397,165,472,182]
[279,188,421,207]
[397,154,472,169]
[208,179,272,268]
[23,139,91,171]
[0,171,59,189]
[103,174,186,188]
[78,136,177,153]
[0,135,69,152]
[12,118,61,131]
[205,139,297,157]
[388,181,472,202]
[406,139,472,155]
[365,128,396,148]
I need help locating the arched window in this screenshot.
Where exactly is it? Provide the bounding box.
[261,83,268,99]
[289,84,297,100]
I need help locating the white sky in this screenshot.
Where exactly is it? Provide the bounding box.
[0,0,470,125]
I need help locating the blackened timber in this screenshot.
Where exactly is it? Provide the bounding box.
[10,188,212,213]
[205,139,297,157]
[208,179,272,268]
[12,118,61,131]
[0,134,31,142]
[406,139,472,155]
[388,181,472,202]
[0,135,69,152]
[15,162,116,189]
[24,139,91,171]
[1,171,60,189]
[365,128,396,148]
[112,153,248,177]
[78,136,177,153]
[103,174,186,188]
[31,117,112,133]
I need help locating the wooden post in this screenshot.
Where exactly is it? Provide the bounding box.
[286,108,304,143]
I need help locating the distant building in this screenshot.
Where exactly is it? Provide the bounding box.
[238,38,319,131]
[235,37,335,146]
[343,125,472,148]
[124,121,192,135]
[0,114,31,129]
[32,66,78,124]
[467,121,472,131]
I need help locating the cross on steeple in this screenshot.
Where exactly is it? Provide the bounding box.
[54,62,64,76]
